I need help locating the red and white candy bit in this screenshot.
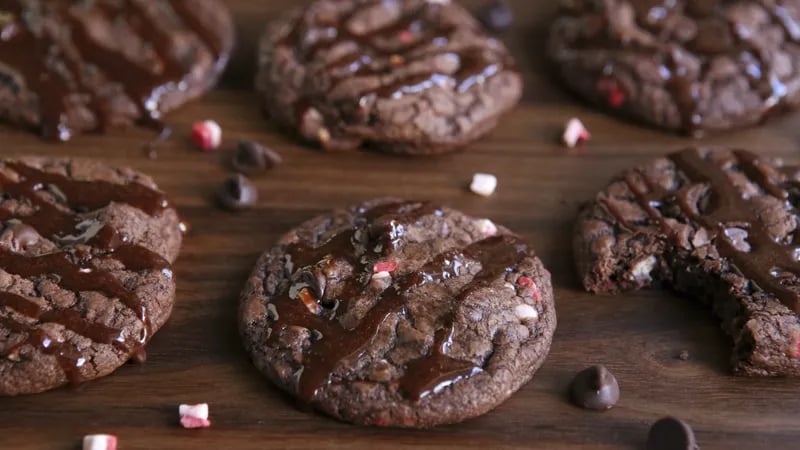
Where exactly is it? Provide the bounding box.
[596,78,626,108]
[298,288,321,314]
[398,30,414,43]
[179,403,211,429]
[562,118,590,148]
[517,276,542,301]
[517,276,533,287]
[82,434,117,450]
[191,120,222,151]
[476,218,497,236]
[373,260,398,273]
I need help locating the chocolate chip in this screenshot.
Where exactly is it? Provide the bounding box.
[300,269,327,301]
[233,140,282,175]
[569,365,620,410]
[647,417,698,450]
[310,329,323,341]
[216,174,258,211]
[477,1,513,33]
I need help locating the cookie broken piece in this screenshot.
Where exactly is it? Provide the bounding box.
[239,199,555,427]
[255,0,522,155]
[574,147,800,376]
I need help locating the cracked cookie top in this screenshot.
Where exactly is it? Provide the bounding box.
[0,157,183,395]
[255,0,522,154]
[549,0,800,135]
[239,199,555,427]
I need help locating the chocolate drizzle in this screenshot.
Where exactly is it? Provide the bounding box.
[606,148,800,313]
[266,201,529,403]
[0,0,229,141]
[0,160,173,383]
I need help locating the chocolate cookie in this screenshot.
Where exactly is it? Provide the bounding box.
[548,1,800,136]
[255,0,522,155]
[0,0,234,141]
[239,199,555,427]
[575,147,800,376]
[0,157,183,395]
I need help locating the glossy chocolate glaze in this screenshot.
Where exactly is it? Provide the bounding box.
[0,161,172,382]
[267,201,529,403]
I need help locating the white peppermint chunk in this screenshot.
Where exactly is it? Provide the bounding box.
[470,173,497,197]
[179,403,209,420]
[514,304,539,321]
[371,271,391,280]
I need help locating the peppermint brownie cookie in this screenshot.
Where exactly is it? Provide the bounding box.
[0,0,234,141]
[549,0,800,135]
[255,0,522,155]
[575,147,800,376]
[239,199,555,427]
[0,157,183,395]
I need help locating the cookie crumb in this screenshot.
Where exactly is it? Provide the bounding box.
[677,350,690,361]
[83,434,117,450]
[179,403,211,429]
[470,173,497,197]
[562,118,590,148]
[192,120,222,151]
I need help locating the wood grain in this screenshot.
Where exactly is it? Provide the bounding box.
[2,1,800,449]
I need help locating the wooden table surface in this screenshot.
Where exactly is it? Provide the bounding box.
[2,1,800,449]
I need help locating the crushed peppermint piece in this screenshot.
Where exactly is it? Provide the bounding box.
[298,288,321,314]
[596,78,626,108]
[191,120,222,151]
[562,118,590,148]
[514,304,538,321]
[179,403,211,429]
[373,260,398,273]
[83,434,117,450]
[517,276,542,301]
[399,30,414,43]
[470,173,497,197]
[475,218,497,236]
